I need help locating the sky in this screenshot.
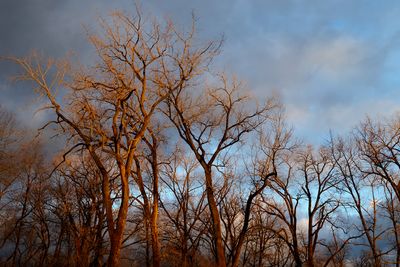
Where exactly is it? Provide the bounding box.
[1,0,400,144]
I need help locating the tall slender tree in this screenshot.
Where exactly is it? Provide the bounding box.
[11,9,218,266]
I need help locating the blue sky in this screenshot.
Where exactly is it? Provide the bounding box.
[1,0,400,144]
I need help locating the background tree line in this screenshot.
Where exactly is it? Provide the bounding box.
[1,9,400,267]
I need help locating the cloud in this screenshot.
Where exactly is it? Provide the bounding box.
[2,1,400,143]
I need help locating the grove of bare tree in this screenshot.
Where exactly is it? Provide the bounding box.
[1,7,400,267]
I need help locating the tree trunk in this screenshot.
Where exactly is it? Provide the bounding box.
[108,234,123,267]
[75,234,90,267]
[204,167,226,267]
[91,206,104,267]
[306,213,314,267]
[106,171,130,267]
[150,211,160,267]
[294,256,303,267]
[145,217,151,267]
[150,146,161,267]
[293,237,302,267]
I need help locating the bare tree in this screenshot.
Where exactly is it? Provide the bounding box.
[0,106,19,202]
[379,181,400,266]
[160,144,208,267]
[132,125,165,267]
[52,153,106,267]
[227,116,292,267]
[298,146,342,267]
[259,137,347,266]
[10,8,218,266]
[166,74,277,266]
[0,141,53,266]
[355,117,400,201]
[331,137,392,267]
[254,121,303,267]
[240,199,289,267]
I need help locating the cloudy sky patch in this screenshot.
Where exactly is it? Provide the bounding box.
[1,0,400,143]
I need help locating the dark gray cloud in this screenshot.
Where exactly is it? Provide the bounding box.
[0,0,127,125]
[2,0,400,143]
